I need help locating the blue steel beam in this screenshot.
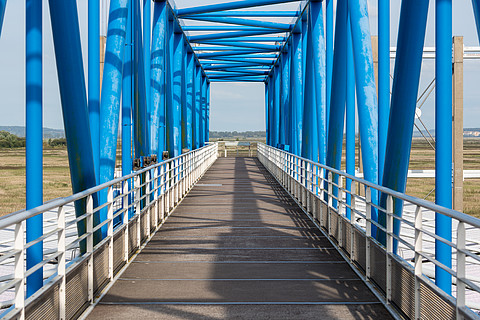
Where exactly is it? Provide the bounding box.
[197,49,278,59]
[122,0,133,219]
[291,31,303,155]
[212,78,266,82]
[378,0,390,183]
[194,65,201,149]
[311,0,326,165]
[26,0,43,297]
[273,64,281,147]
[326,0,333,132]
[169,31,183,156]
[181,44,188,151]
[281,49,290,148]
[133,0,149,158]
[201,54,278,59]
[144,0,152,151]
[0,0,6,36]
[186,53,194,151]
[194,46,280,51]
[176,0,301,17]
[184,26,281,31]
[201,57,276,64]
[326,0,347,180]
[349,0,378,226]
[189,30,287,42]
[48,0,97,253]
[435,0,453,295]
[204,62,269,70]
[201,75,207,146]
[206,36,286,42]
[198,41,281,50]
[98,0,129,239]
[151,0,167,155]
[88,0,100,184]
[379,0,429,249]
[301,10,318,162]
[182,11,298,18]
[472,0,480,42]
[346,1,355,220]
[206,82,210,142]
[181,16,292,31]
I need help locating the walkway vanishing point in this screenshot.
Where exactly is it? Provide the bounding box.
[87,158,392,319]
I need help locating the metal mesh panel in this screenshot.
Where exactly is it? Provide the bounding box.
[25,282,59,320]
[353,228,366,272]
[330,209,339,242]
[344,222,352,256]
[321,202,328,229]
[93,242,109,293]
[128,217,138,257]
[150,204,157,231]
[140,211,147,242]
[66,261,88,320]
[420,278,456,320]
[391,258,415,319]
[113,230,125,273]
[370,240,386,293]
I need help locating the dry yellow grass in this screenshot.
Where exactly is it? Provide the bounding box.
[0,147,71,216]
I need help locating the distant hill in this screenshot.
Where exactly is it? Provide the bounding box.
[0,126,65,139]
[210,131,266,140]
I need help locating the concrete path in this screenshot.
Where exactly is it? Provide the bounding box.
[88,158,392,319]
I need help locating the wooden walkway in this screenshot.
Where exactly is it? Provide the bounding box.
[88,158,392,319]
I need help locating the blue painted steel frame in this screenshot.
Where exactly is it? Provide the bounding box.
[0,0,6,36]
[26,0,43,297]
[89,0,100,184]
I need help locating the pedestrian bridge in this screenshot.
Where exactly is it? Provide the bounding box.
[1,143,479,319]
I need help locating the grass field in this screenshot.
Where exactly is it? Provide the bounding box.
[1,138,479,217]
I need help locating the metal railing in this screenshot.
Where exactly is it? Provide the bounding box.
[0,143,218,319]
[257,143,480,320]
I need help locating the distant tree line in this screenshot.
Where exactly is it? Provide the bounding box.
[210,131,266,139]
[47,138,67,147]
[0,131,26,148]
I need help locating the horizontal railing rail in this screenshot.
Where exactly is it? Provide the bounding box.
[0,143,218,320]
[257,143,480,320]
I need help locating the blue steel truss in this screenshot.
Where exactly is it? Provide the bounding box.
[2,0,480,300]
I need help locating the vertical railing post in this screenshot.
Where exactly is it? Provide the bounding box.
[414,205,423,319]
[456,221,466,318]
[57,206,66,320]
[327,171,333,236]
[365,186,372,280]
[14,221,25,320]
[338,176,344,247]
[86,195,94,303]
[135,175,141,248]
[154,167,159,228]
[107,186,114,280]
[145,170,151,237]
[386,194,393,303]
[123,180,129,262]
[350,181,356,260]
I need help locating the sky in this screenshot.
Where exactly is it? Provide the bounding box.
[0,0,479,132]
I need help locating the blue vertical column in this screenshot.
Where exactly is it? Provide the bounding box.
[346,2,355,219]
[134,0,149,158]
[311,0,326,164]
[26,0,43,297]
[151,0,167,155]
[380,0,429,247]
[378,0,390,182]
[181,43,187,151]
[435,0,453,295]
[144,0,151,140]
[171,32,183,155]
[326,0,347,174]
[301,9,318,162]
[273,64,281,148]
[166,17,174,156]
[206,82,210,142]
[267,75,274,146]
[194,65,201,149]
[122,0,133,219]
[202,75,208,145]
[265,82,269,145]
[325,0,333,131]
[89,0,100,183]
[281,49,291,151]
[99,0,129,236]
[186,52,194,150]
[48,0,97,252]
[198,72,205,148]
[348,0,378,230]
[278,56,286,148]
[291,31,303,155]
